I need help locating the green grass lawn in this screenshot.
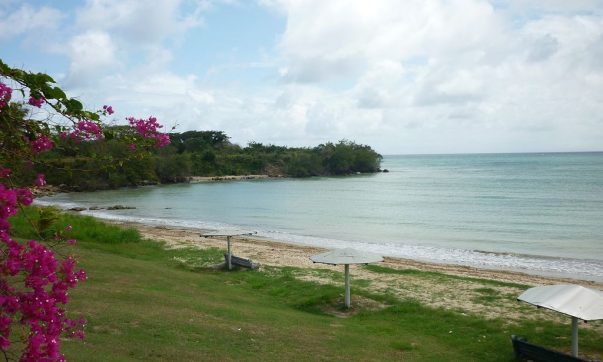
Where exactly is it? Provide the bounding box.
[9,208,603,361]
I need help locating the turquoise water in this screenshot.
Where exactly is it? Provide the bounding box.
[38,152,603,281]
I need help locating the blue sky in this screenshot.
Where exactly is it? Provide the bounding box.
[1,0,602,154]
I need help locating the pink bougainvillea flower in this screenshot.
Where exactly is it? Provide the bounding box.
[127,116,163,138]
[76,120,103,140]
[126,116,170,148]
[31,136,54,154]
[155,133,170,148]
[28,96,45,108]
[0,219,11,230]
[0,167,11,178]
[15,188,33,206]
[34,173,46,187]
[67,121,104,142]
[0,185,18,221]
[2,72,88,362]
[103,105,114,115]
[0,82,11,109]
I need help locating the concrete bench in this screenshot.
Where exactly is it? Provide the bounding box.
[224,254,260,269]
[511,335,594,362]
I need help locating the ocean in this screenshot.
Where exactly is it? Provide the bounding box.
[36,152,603,281]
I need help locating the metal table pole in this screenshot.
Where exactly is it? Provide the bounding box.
[344,264,350,308]
[227,236,232,270]
[571,316,578,357]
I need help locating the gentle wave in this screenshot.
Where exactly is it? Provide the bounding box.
[34,199,603,282]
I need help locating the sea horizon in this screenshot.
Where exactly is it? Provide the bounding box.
[382,150,603,157]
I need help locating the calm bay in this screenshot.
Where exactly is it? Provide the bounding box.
[37,152,603,281]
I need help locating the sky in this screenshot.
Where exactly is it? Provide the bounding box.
[1,0,603,155]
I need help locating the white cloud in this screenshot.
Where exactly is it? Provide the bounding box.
[274,0,509,82]
[57,0,603,153]
[256,0,603,153]
[75,0,207,44]
[503,0,603,14]
[61,0,211,88]
[66,31,119,86]
[0,4,63,40]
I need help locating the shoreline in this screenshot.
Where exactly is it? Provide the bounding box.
[188,174,279,183]
[36,195,603,284]
[32,175,281,197]
[110,218,603,289]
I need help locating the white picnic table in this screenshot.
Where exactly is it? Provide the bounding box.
[201,229,257,270]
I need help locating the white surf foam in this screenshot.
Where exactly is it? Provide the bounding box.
[34,199,603,282]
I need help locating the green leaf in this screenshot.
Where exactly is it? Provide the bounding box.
[35,72,55,84]
[0,60,9,75]
[65,99,83,113]
[43,86,67,100]
[104,130,115,140]
[23,73,39,87]
[87,112,100,121]
[36,208,59,236]
[40,122,50,133]
[12,69,25,81]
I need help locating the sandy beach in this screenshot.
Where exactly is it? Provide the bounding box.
[107,219,603,333]
[188,175,275,183]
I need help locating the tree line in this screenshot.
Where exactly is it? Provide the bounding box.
[31,130,383,190]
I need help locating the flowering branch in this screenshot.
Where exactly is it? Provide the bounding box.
[0,60,171,361]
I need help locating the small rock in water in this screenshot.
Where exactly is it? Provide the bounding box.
[69,207,86,212]
[107,205,136,210]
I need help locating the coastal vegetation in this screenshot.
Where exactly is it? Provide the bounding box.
[34,130,383,191]
[9,209,603,361]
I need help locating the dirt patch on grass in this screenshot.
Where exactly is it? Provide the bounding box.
[320,295,389,318]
